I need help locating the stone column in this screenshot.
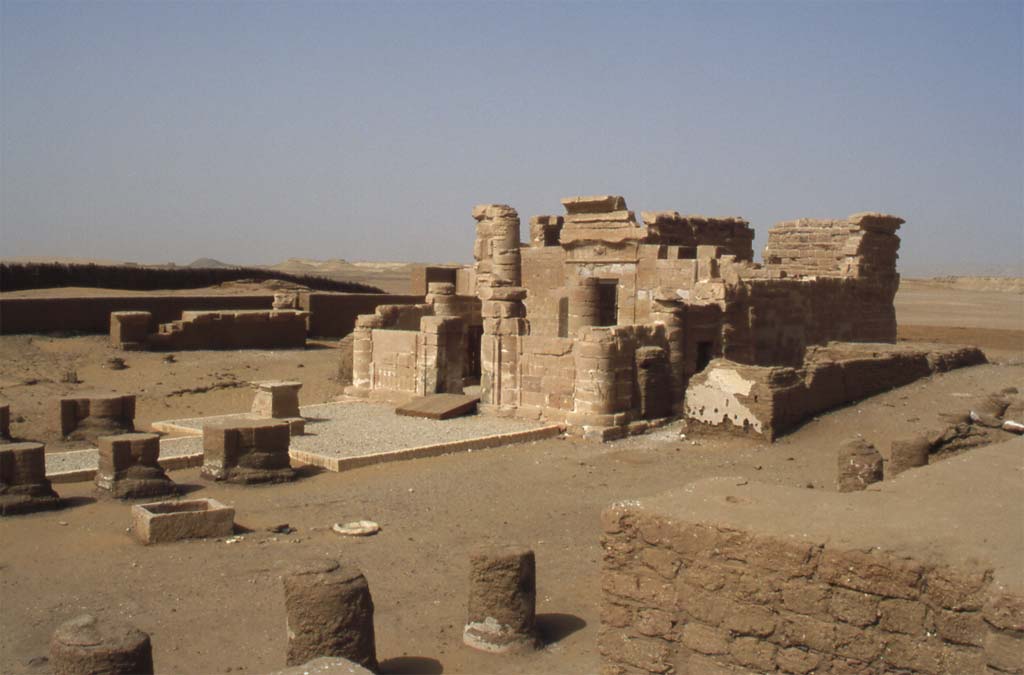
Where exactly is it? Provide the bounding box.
[463,545,539,653]
[348,314,383,396]
[201,419,295,484]
[636,346,671,420]
[0,441,61,515]
[282,559,377,670]
[427,282,458,317]
[472,204,522,287]
[651,296,687,413]
[50,615,153,675]
[568,278,601,335]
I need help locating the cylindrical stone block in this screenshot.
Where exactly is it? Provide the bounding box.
[888,436,931,477]
[283,559,377,670]
[463,545,538,653]
[50,614,153,675]
[568,278,601,334]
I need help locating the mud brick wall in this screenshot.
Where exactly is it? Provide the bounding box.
[300,293,424,337]
[600,503,1024,675]
[409,266,459,296]
[0,295,274,335]
[149,311,308,350]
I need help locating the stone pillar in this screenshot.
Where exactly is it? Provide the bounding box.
[651,296,687,413]
[888,435,931,477]
[347,314,383,396]
[251,381,303,419]
[0,442,61,515]
[282,559,377,670]
[109,312,152,351]
[418,316,465,396]
[472,204,522,287]
[568,278,601,335]
[464,545,539,653]
[0,402,9,439]
[636,346,671,420]
[95,433,175,499]
[201,419,295,484]
[50,614,153,675]
[427,282,458,317]
[837,438,883,492]
[59,394,135,443]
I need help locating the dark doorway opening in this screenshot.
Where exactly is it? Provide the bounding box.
[465,325,483,384]
[597,280,618,327]
[696,341,714,372]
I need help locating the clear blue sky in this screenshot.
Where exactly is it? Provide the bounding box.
[2,1,1021,275]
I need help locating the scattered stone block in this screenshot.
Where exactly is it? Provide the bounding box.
[59,394,135,443]
[837,438,883,492]
[131,498,235,545]
[395,393,480,420]
[0,402,9,439]
[0,442,61,515]
[201,419,295,484]
[109,311,152,351]
[251,380,303,419]
[888,435,931,477]
[970,393,1010,428]
[95,433,175,499]
[463,544,539,653]
[50,614,153,675]
[267,657,375,675]
[283,559,378,670]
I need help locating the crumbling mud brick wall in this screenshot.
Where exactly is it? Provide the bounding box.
[599,454,1024,675]
[0,295,274,334]
[685,344,987,440]
[146,310,309,350]
[300,293,425,338]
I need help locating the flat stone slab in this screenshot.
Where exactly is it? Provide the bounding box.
[46,402,561,480]
[395,393,480,420]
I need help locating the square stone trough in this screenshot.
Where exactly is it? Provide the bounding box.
[131,498,234,545]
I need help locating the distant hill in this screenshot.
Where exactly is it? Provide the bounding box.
[187,257,234,269]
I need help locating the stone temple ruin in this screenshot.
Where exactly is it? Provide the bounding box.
[346,195,982,440]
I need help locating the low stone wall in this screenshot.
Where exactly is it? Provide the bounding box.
[685,343,987,440]
[148,311,309,350]
[0,295,274,334]
[600,442,1024,674]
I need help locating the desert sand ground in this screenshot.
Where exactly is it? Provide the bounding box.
[0,277,1021,674]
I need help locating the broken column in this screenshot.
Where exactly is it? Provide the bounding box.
[59,394,135,443]
[282,559,378,670]
[95,433,175,499]
[109,311,152,351]
[568,278,601,334]
[837,438,883,492]
[0,441,61,515]
[201,419,295,484]
[636,346,672,420]
[50,614,153,675]
[888,435,931,477]
[463,544,539,653]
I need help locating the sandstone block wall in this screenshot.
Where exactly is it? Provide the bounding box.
[684,344,987,440]
[640,212,754,261]
[600,464,1024,675]
[148,310,309,350]
[762,213,902,282]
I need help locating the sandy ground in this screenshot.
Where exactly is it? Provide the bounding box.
[0,278,1022,674]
